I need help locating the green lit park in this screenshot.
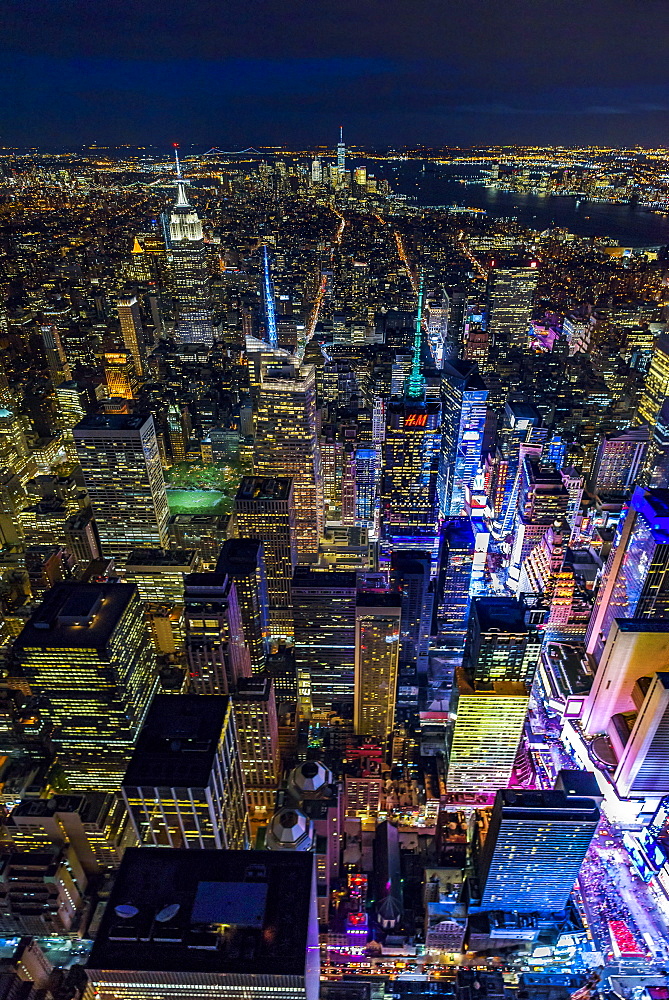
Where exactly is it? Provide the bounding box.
[165,458,251,515]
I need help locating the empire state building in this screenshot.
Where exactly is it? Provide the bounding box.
[169,148,214,345]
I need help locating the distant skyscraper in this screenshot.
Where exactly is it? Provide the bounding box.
[637,334,669,427]
[588,425,649,495]
[439,360,488,517]
[15,583,157,789]
[463,597,541,687]
[586,487,669,662]
[234,476,297,638]
[73,413,169,559]
[41,324,71,386]
[122,694,249,849]
[486,256,538,352]
[354,593,401,740]
[169,147,214,345]
[337,126,346,174]
[253,360,324,561]
[116,291,146,378]
[478,789,599,912]
[292,569,357,710]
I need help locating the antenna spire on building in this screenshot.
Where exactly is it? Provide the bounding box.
[172,142,190,208]
[406,272,425,399]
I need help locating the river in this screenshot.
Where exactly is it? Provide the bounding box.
[359,161,669,247]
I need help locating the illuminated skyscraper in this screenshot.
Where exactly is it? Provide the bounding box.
[232,675,280,823]
[184,568,252,694]
[73,413,169,559]
[586,487,669,663]
[15,583,157,789]
[116,291,146,378]
[612,672,669,798]
[104,351,137,400]
[637,334,669,427]
[41,324,71,386]
[292,569,357,710]
[447,678,529,794]
[337,126,346,174]
[354,592,401,740]
[382,400,441,550]
[588,425,649,495]
[390,550,434,676]
[486,256,538,352]
[436,518,476,641]
[253,360,323,561]
[216,539,269,674]
[168,147,214,346]
[463,597,541,687]
[439,360,488,517]
[234,476,297,638]
[478,789,599,912]
[122,694,249,849]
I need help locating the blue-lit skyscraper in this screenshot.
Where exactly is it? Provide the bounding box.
[478,789,600,912]
[586,487,669,662]
[439,360,488,517]
[355,446,379,530]
[436,518,476,642]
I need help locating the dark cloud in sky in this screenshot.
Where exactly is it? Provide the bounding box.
[1,0,668,147]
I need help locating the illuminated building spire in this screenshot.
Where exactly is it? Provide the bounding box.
[262,244,278,349]
[173,143,190,208]
[406,271,425,399]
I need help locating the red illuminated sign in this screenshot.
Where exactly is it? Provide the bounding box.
[405,413,428,428]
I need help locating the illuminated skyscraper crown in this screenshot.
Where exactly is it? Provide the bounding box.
[406,272,425,400]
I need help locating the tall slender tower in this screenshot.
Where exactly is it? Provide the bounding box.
[169,145,214,346]
[337,126,346,175]
[117,291,146,378]
[262,245,278,349]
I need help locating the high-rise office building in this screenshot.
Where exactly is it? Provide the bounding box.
[234,476,297,638]
[292,569,357,710]
[104,351,138,400]
[15,583,157,789]
[169,150,214,346]
[390,550,434,675]
[612,672,669,798]
[486,256,538,351]
[447,679,529,794]
[122,694,249,849]
[508,456,570,591]
[184,569,252,694]
[463,597,541,687]
[354,593,401,740]
[73,413,169,559]
[637,334,669,427]
[216,539,269,673]
[232,675,280,822]
[439,360,488,517]
[586,487,669,663]
[582,619,669,734]
[337,126,346,174]
[253,360,323,561]
[587,425,649,495]
[436,518,476,641]
[41,324,71,386]
[382,399,442,549]
[478,789,600,912]
[117,290,146,377]
[85,848,319,1000]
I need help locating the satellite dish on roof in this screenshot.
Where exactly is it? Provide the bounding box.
[114,904,139,919]
[155,903,180,923]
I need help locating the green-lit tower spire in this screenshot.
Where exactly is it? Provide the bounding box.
[406,271,425,399]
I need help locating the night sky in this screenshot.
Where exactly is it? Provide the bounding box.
[2,0,669,149]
